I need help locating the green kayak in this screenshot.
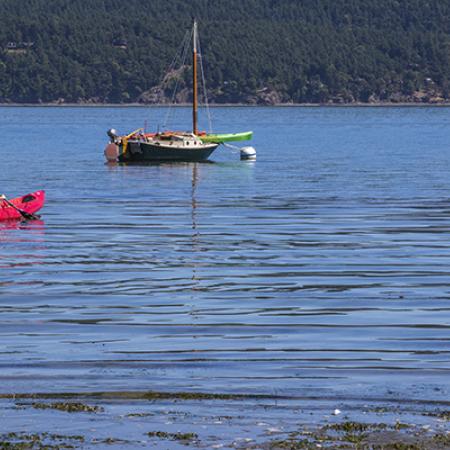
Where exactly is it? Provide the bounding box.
[200,131,253,143]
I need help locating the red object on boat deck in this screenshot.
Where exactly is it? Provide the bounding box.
[0,191,46,221]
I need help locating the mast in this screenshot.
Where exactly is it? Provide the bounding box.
[192,19,198,135]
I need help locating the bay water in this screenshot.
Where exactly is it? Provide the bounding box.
[1,106,450,447]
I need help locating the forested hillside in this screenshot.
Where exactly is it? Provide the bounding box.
[1,0,450,104]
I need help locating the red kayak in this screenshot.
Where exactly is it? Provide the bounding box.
[0,191,45,221]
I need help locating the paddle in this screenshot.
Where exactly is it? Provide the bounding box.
[0,194,40,220]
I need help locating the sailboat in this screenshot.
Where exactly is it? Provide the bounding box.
[104,20,253,163]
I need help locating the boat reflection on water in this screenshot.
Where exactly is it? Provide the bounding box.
[0,218,45,234]
[105,159,215,169]
[0,219,46,273]
[191,163,200,288]
[105,161,206,282]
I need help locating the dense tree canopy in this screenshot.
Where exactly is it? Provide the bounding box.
[0,0,449,104]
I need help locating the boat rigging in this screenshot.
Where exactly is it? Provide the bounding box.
[105,20,253,163]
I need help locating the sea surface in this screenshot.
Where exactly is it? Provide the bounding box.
[1,106,450,447]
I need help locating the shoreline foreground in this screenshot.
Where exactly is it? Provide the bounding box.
[1,390,449,449]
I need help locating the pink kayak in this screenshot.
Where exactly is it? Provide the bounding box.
[0,191,45,220]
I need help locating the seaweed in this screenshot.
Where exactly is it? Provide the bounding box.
[147,431,198,442]
[27,402,103,413]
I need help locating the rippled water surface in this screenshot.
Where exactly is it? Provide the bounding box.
[1,106,450,445]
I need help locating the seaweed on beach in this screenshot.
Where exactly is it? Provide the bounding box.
[18,402,103,413]
[0,432,85,450]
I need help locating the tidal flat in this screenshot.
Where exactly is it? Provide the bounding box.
[1,390,450,448]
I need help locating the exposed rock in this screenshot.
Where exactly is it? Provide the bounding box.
[255,87,283,105]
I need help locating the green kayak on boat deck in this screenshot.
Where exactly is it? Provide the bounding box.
[199,131,253,143]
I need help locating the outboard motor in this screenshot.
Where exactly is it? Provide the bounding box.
[105,129,120,162]
[107,128,119,143]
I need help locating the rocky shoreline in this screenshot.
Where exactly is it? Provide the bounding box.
[2,101,450,107]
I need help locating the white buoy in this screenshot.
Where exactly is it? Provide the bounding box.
[240,146,256,160]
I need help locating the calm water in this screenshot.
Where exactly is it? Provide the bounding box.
[1,106,450,446]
